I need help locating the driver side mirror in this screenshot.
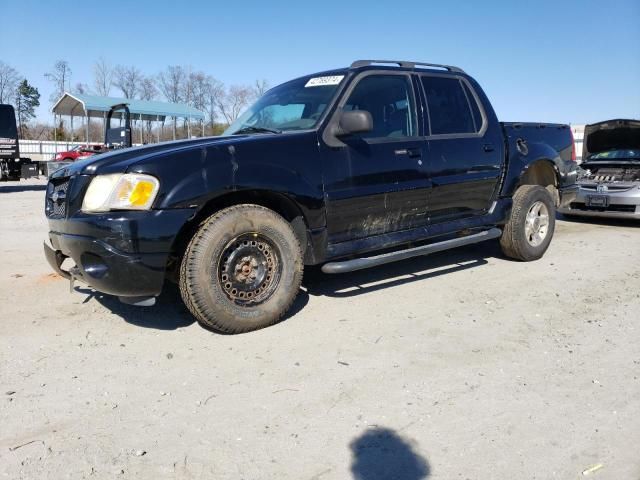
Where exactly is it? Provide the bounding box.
[335,110,373,137]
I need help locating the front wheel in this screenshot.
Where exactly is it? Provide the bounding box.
[500,185,556,261]
[179,204,303,333]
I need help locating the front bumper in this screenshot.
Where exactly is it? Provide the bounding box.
[558,183,640,220]
[45,208,195,298]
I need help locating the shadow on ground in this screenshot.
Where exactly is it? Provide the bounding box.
[350,427,430,480]
[78,282,309,333]
[77,283,195,330]
[558,212,639,228]
[76,240,499,332]
[303,240,500,298]
[0,183,47,193]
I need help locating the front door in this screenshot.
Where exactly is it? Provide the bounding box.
[322,73,429,244]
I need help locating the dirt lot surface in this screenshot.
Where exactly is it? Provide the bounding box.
[1,178,639,480]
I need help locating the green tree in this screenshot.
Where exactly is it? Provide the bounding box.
[15,79,40,139]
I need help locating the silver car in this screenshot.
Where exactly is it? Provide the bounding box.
[559,119,640,219]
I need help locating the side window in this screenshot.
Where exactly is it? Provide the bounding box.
[421,76,477,135]
[343,75,416,139]
[462,81,483,132]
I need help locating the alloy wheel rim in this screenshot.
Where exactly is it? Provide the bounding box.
[524,201,549,247]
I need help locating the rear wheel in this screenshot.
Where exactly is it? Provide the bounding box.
[500,185,556,261]
[179,204,303,333]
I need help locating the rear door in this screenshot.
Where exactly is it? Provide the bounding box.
[322,72,429,243]
[419,74,503,223]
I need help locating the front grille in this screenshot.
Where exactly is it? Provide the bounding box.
[45,178,70,218]
[570,202,637,213]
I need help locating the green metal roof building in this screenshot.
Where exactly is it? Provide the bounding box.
[52,92,206,143]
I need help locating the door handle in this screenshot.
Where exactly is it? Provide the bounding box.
[395,148,422,158]
[483,143,495,153]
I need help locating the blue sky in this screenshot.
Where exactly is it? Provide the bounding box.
[2,0,639,124]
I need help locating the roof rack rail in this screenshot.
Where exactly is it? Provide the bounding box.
[350,60,465,74]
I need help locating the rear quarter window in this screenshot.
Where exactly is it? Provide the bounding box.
[462,81,483,132]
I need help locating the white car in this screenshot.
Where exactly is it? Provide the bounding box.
[559,119,640,219]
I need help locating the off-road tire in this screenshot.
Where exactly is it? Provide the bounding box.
[179,204,303,333]
[500,185,556,261]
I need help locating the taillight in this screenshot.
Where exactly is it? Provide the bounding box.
[569,128,577,162]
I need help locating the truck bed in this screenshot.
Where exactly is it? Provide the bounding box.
[501,122,574,162]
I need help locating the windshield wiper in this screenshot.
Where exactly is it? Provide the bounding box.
[234,126,282,135]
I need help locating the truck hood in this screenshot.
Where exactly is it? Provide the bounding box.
[583,119,640,161]
[52,135,251,178]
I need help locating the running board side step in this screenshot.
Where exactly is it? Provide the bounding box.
[321,228,502,274]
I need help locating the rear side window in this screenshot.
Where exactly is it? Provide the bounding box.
[421,76,480,135]
[462,82,483,132]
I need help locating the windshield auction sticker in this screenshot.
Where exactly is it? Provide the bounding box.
[305,75,344,87]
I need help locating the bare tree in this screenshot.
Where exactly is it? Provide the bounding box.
[187,72,212,135]
[157,66,185,139]
[217,85,253,124]
[138,76,158,142]
[253,79,270,99]
[44,60,72,103]
[113,65,142,98]
[0,61,19,104]
[74,82,90,94]
[181,67,196,108]
[138,77,157,100]
[93,57,112,96]
[206,76,224,128]
[188,72,207,110]
[157,65,185,104]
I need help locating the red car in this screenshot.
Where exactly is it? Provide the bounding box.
[54,144,104,162]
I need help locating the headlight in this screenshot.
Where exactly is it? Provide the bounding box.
[82,173,159,212]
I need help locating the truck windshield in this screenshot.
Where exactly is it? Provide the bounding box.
[224,74,345,135]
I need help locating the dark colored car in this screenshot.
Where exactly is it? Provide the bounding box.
[44,60,576,333]
[558,119,640,219]
[54,144,105,162]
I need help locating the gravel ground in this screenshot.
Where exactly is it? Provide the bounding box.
[1,178,639,480]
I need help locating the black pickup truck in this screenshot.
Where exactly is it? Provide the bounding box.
[44,60,576,333]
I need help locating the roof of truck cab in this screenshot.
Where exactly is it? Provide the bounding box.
[309,63,466,76]
[286,63,469,88]
[349,59,465,73]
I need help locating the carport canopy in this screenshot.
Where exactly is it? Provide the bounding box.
[52,92,205,122]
